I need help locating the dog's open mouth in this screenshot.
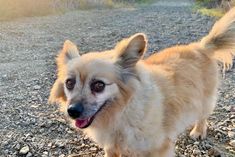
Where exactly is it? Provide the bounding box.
[75,116,95,129]
[75,101,108,129]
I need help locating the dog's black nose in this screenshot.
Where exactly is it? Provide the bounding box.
[67,103,84,119]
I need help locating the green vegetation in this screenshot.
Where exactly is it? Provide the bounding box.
[197,8,224,17]
[194,0,234,17]
[0,0,153,21]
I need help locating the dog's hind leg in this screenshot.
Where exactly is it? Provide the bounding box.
[190,94,217,140]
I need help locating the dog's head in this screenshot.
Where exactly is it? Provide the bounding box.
[49,33,147,129]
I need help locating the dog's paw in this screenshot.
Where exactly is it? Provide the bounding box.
[189,127,207,140]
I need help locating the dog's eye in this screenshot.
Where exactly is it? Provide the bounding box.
[90,80,105,93]
[66,78,76,90]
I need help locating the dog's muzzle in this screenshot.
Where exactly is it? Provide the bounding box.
[67,100,109,129]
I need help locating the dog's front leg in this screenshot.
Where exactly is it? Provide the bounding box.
[104,148,121,157]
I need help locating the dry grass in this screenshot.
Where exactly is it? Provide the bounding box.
[194,0,235,17]
[0,0,55,20]
[198,8,224,17]
[0,0,114,21]
[0,0,152,21]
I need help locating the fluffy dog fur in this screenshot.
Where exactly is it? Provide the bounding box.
[49,8,235,157]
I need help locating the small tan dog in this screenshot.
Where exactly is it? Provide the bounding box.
[49,8,235,157]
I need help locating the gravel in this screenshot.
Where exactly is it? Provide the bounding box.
[0,0,234,156]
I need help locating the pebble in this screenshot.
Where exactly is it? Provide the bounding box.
[228,131,235,138]
[26,152,33,157]
[225,106,232,112]
[205,144,212,149]
[84,135,89,140]
[48,142,53,147]
[19,145,30,155]
[55,141,65,148]
[42,151,49,157]
[14,143,21,150]
[90,147,98,152]
[230,106,235,112]
[229,140,235,147]
[208,147,221,156]
[33,85,41,90]
[192,149,201,155]
[230,115,235,119]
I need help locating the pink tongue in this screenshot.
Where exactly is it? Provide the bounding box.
[75,118,90,128]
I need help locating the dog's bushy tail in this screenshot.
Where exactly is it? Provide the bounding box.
[200,8,235,73]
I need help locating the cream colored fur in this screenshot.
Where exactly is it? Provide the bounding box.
[49,8,235,157]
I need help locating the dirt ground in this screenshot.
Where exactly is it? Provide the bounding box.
[0,0,234,157]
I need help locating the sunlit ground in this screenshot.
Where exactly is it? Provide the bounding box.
[0,0,150,21]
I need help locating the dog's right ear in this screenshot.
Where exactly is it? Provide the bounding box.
[56,40,80,69]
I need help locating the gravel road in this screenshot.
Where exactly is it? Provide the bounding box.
[0,0,234,156]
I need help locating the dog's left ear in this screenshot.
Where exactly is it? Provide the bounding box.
[115,33,147,69]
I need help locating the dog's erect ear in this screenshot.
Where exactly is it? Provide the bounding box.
[48,40,78,104]
[115,33,147,69]
[57,40,80,68]
[48,79,66,104]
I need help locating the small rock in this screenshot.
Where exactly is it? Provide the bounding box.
[205,144,212,149]
[193,141,199,145]
[192,149,201,155]
[230,106,235,112]
[26,152,32,157]
[55,141,64,148]
[229,149,235,154]
[33,85,41,90]
[19,145,30,155]
[31,104,38,108]
[84,135,89,140]
[56,118,66,124]
[47,143,52,147]
[221,127,227,131]
[43,151,48,155]
[228,131,235,138]
[225,106,231,112]
[59,154,65,157]
[230,115,235,119]
[229,140,235,147]
[208,147,221,156]
[90,147,98,152]
[67,130,73,134]
[14,143,21,150]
